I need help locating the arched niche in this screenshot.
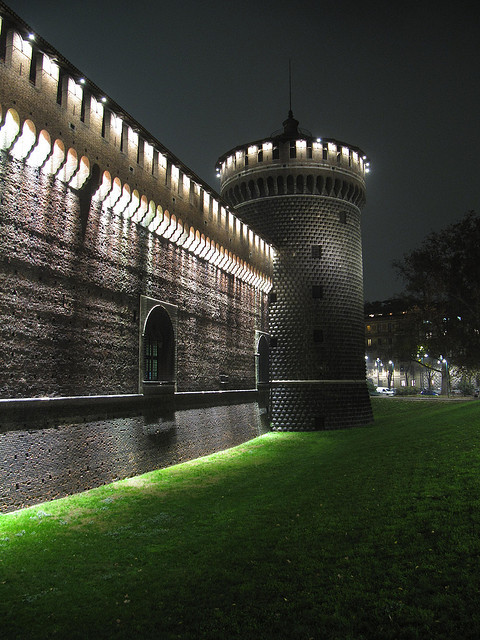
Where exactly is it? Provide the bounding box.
[139,296,178,393]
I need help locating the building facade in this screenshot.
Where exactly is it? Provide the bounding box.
[364,299,441,392]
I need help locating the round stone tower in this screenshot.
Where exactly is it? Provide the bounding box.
[216,111,373,430]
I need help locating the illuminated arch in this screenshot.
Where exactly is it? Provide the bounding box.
[27,129,51,168]
[69,155,90,190]
[113,183,132,215]
[148,204,163,233]
[156,209,170,236]
[94,170,112,202]
[163,213,177,240]
[58,148,78,183]
[140,200,156,229]
[135,195,149,224]
[193,232,205,256]
[198,235,211,258]
[171,218,185,244]
[10,119,36,160]
[183,226,196,250]
[42,138,65,176]
[124,189,140,219]
[0,108,20,150]
[103,176,122,209]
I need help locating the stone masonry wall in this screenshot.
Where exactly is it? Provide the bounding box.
[0,154,268,398]
[0,399,268,513]
[239,196,366,379]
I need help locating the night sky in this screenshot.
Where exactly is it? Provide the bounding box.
[5,0,480,302]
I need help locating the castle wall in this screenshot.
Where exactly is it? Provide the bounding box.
[0,13,271,400]
[0,395,268,513]
[0,7,272,511]
[0,19,272,278]
[0,154,268,397]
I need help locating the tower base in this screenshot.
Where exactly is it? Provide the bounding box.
[270,381,373,431]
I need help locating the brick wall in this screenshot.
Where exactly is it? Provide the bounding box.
[0,154,268,398]
[0,399,268,513]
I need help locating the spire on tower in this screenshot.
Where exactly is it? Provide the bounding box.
[283,59,299,138]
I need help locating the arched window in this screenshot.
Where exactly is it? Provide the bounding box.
[143,306,175,382]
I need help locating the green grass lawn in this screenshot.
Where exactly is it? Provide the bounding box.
[1,398,480,639]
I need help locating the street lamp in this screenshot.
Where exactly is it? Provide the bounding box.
[388,360,394,389]
[439,355,449,396]
[375,357,381,386]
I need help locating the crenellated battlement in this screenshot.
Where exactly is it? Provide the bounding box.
[216,114,369,218]
[0,4,272,290]
[217,137,368,216]
[217,134,369,184]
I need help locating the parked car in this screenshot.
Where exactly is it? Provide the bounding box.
[420,389,439,396]
[376,387,395,396]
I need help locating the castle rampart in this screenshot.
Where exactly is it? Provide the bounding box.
[0,9,273,284]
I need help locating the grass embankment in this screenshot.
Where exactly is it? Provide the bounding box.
[1,399,480,639]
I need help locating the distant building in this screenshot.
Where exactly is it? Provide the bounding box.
[364,299,441,391]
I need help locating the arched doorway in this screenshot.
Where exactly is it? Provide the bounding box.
[257,334,270,385]
[143,305,175,383]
